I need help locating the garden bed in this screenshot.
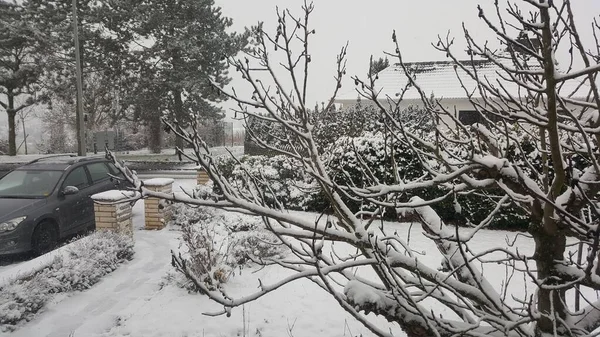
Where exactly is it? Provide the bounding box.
[0,232,134,332]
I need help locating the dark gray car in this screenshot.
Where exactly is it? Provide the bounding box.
[0,156,125,255]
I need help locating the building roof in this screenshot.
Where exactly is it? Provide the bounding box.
[337,58,590,102]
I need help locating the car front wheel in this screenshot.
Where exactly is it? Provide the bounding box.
[32,221,58,256]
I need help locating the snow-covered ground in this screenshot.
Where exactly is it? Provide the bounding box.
[0,178,574,337]
[0,179,377,337]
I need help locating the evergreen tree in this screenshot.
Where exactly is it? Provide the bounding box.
[131,0,247,152]
[6,0,246,155]
[369,56,389,76]
[25,0,137,126]
[0,0,50,155]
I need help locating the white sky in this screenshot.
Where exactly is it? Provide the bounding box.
[215,0,600,123]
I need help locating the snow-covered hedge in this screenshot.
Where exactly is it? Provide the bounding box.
[326,131,528,229]
[225,132,527,229]
[217,129,529,229]
[0,232,134,332]
[216,155,324,211]
[325,131,426,197]
[167,203,286,292]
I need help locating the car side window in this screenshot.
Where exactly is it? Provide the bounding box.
[62,167,90,190]
[107,162,125,179]
[87,162,111,184]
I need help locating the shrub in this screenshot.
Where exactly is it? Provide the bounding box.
[312,100,382,151]
[120,131,148,151]
[0,231,134,332]
[167,204,287,292]
[227,218,286,266]
[226,130,529,230]
[216,155,323,211]
[324,132,425,217]
[179,220,230,291]
[326,131,529,229]
[326,132,425,187]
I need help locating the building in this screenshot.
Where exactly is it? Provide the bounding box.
[335,56,589,127]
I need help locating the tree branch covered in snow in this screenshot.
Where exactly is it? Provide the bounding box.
[110,1,600,336]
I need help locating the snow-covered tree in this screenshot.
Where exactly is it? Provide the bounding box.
[38,98,74,154]
[312,98,381,150]
[129,0,247,152]
[111,1,600,336]
[0,0,50,155]
[369,56,390,76]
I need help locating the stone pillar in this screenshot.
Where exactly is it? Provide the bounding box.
[143,178,174,230]
[91,190,135,237]
[197,169,210,185]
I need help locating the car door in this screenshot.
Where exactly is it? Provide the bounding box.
[58,165,92,236]
[86,162,119,196]
[106,162,129,189]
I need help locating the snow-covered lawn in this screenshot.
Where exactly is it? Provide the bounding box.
[0,178,564,337]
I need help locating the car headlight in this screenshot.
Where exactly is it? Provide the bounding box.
[0,216,27,232]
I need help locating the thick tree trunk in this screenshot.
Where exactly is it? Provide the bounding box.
[148,113,162,154]
[7,92,16,156]
[533,7,568,333]
[531,222,567,332]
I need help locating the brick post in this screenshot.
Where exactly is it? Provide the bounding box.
[91,190,135,238]
[197,169,210,185]
[143,178,174,230]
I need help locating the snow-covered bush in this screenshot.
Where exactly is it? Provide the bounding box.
[227,217,286,267]
[177,220,230,291]
[0,231,134,332]
[325,131,424,218]
[326,131,426,187]
[56,232,135,290]
[216,155,323,211]
[326,131,529,229]
[168,203,286,292]
[312,100,382,151]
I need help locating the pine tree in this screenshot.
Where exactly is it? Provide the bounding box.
[131,0,247,153]
[369,56,389,76]
[0,0,50,155]
[25,0,138,124]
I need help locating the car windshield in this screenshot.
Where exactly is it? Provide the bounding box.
[0,170,63,198]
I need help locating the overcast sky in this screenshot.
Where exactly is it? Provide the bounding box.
[214,0,600,121]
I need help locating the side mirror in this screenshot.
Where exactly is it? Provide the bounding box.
[62,186,79,196]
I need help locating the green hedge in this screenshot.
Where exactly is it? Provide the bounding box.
[221,132,530,230]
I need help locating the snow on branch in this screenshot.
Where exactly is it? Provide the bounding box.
[108,1,600,336]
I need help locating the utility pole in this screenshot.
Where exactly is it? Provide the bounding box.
[72,0,86,156]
